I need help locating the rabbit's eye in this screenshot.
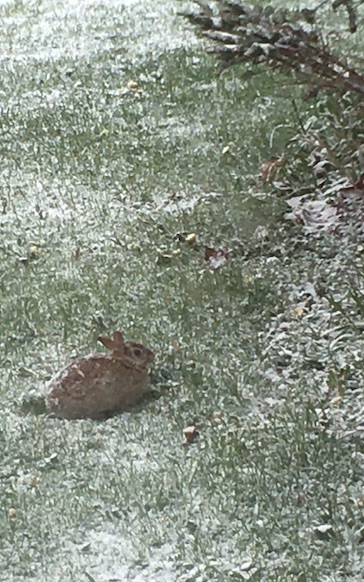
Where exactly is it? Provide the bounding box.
[133,348,142,358]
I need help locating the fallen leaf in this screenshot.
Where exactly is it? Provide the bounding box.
[330,395,342,407]
[314,524,334,539]
[127,80,139,90]
[204,247,215,260]
[185,233,197,244]
[183,424,200,445]
[285,198,339,233]
[222,145,230,154]
[337,173,364,199]
[240,559,253,572]
[336,174,364,210]
[335,174,364,229]
[28,245,39,257]
[156,253,172,265]
[210,411,224,424]
[293,306,305,318]
[204,246,230,269]
[261,157,285,182]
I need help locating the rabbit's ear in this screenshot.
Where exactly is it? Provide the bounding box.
[98,336,117,351]
[112,331,125,350]
[98,332,125,353]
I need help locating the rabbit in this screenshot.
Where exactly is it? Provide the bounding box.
[45,331,154,420]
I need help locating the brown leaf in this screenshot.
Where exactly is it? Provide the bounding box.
[204,246,216,260]
[293,305,305,318]
[185,233,197,244]
[183,424,200,446]
[127,80,139,91]
[337,173,364,200]
[261,157,285,182]
[204,246,230,269]
[285,198,338,233]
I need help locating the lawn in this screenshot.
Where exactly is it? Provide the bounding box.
[0,1,363,581]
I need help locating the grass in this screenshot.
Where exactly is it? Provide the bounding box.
[0,1,363,581]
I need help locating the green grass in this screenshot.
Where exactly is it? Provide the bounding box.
[0,1,363,581]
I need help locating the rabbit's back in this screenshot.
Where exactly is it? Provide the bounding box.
[46,354,149,419]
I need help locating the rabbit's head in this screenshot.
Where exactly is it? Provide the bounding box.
[124,340,155,369]
[98,332,154,370]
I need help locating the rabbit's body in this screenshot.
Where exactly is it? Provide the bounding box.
[45,332,154,419]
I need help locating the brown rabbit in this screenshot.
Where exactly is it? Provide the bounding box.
[45,332,154,419]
